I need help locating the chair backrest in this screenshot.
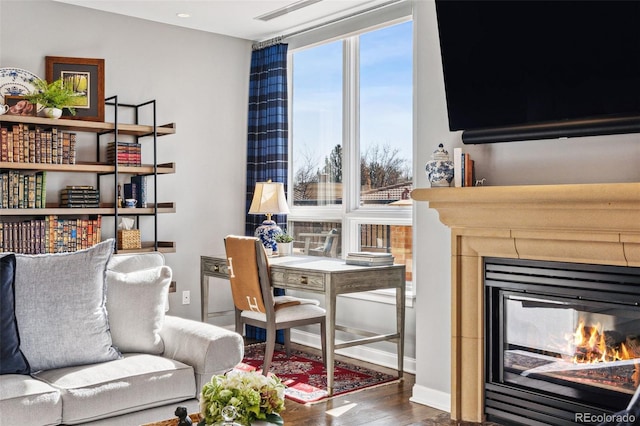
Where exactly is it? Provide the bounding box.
[224,236,273,314]
[322,229,339,256]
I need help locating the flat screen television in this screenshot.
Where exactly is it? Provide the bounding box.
[434,1,640,144]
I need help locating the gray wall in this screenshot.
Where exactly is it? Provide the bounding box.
[412,0,640,411]
[1,0,252,321]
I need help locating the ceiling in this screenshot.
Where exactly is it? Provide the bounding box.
[53,0,394,41]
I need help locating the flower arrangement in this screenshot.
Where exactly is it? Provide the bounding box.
[199,371,285,426]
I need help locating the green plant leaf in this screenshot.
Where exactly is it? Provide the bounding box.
[25,78,77,115]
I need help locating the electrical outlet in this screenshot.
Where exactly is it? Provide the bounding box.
[182,290,190,305]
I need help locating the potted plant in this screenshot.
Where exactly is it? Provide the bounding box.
[275,232,294,256]
[25,78,76,119]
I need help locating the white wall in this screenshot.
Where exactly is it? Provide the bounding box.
[1,0,252,320]
[412,0,640,411]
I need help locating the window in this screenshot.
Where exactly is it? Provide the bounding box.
[288,18,414,293]
[291,41,342,207]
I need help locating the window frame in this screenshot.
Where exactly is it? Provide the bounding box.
[286,9,415,302]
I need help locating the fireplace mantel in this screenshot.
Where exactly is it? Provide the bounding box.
[411,183,640,422]
[411,182,640,235]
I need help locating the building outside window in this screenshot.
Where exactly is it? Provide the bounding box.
[286,18,414,290]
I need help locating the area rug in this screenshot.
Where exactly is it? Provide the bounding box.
[233,343,399,404]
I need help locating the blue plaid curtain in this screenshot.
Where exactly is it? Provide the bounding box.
[245,43,288,342]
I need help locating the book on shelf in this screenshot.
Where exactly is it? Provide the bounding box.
[131,175,147,208]
[0,170,47,209]
[0,215,101,254]
[0,124,76,164]
[107,141,141,166]
[453,148,476,188]
[123,183,136,200]
[60,187,99,208]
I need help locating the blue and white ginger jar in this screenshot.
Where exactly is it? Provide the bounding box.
[254,220,282,253]
[425,144,454,187]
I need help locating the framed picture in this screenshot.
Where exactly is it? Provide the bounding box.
[5,95,37,116]
[45,56,104,122]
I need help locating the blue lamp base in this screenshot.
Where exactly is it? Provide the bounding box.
[254,220,283,253]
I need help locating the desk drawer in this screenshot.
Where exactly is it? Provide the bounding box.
[201,257,229,278]
[271,270,325,291]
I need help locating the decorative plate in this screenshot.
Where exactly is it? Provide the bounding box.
[0,67,43,103]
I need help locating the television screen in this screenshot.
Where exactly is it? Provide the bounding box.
[435,1,640,143]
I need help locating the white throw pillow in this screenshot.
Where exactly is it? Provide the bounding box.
[14,239,120,372]
[106,266,172,354]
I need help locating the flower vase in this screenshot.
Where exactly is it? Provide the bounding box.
[42,107,63,119]
[277,242,292,256]
[425,143,454,187]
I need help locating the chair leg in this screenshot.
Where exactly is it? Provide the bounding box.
[234,309,243,336]
[263,323,277,376]
[320,318,327,367]
[284,328,291,357]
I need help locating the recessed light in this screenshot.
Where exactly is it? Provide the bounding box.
[176,13,191,18]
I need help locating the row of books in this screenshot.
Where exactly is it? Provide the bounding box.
[453,148,476,187]
[59,186,100,208]
[0,215,102,254]
[0,170,47,209]
[0,124,77,164]
[123,175,148,208]
[345,251,394,266]
[107,141,142,166]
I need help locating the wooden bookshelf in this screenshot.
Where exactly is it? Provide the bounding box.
[0,103,176,254]
[0,115,175,137]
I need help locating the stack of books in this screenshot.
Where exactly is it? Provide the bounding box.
[59,186,100,208]
[123,175,147,208]
[453,147,475,187]
[345,251,394,266]
[107,142,141,166]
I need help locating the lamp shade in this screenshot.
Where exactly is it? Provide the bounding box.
[249,182,290,216]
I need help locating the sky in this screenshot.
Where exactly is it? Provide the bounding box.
[292,20,413,178]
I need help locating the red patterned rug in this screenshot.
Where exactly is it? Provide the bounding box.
[233,343,399,404]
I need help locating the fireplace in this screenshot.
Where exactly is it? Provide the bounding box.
[485,257,640,424]
[411,183,640,422]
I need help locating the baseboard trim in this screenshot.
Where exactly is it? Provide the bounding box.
[409,383,451,412]
[290,329,416,374]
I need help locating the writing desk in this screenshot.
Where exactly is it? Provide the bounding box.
[200,254,405,395]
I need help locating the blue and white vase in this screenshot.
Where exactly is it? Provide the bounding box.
[425,144,454,187]
[254,220,283,253]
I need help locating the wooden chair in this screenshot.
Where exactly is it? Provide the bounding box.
[300,229,340,257]
[224,235,326,375]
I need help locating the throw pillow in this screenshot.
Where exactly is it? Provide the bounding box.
[0,254,30,375]
[106,266,172,354]
[14,239,120,372]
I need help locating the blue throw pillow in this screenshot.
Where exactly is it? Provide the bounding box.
[0,254,30,374]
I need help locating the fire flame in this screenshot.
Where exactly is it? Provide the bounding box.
[569,320,632,364]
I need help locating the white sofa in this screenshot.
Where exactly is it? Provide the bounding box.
[0,241,244,425]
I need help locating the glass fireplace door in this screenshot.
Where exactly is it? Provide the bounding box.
[500,292,640,408]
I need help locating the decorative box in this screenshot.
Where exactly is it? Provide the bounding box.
[117,229,141,250]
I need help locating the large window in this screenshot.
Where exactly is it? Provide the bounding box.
[288,18,414,290]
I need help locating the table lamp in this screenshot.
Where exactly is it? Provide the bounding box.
[249,181,290,252]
